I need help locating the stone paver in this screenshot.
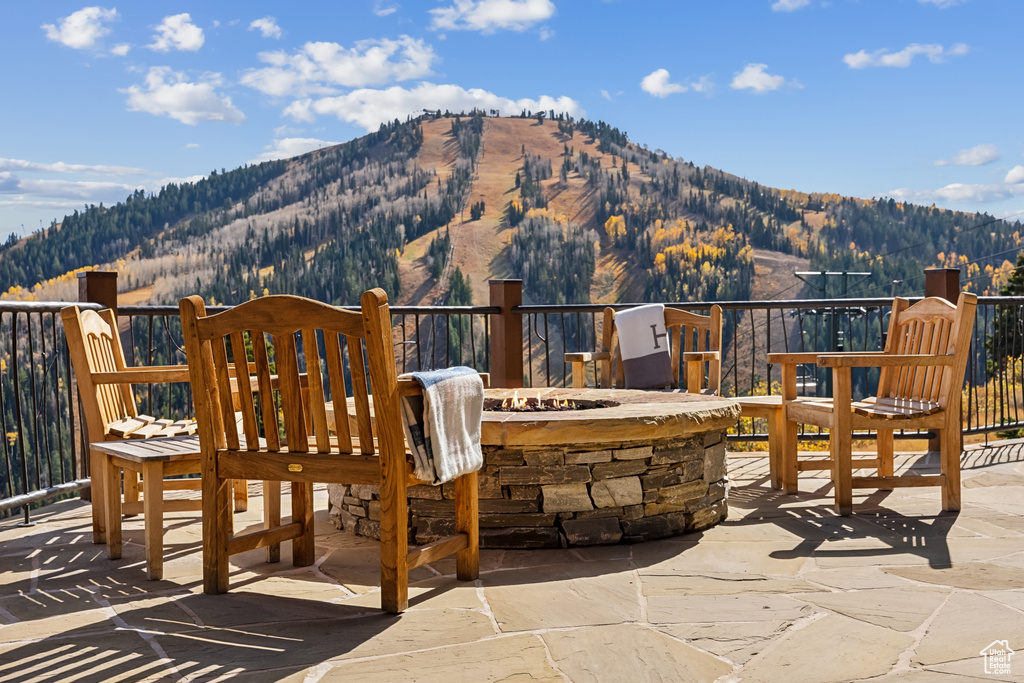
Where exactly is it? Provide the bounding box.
[0,443,1022,681]
[912,592,1024,667]
[794,586,949,632]
[542,624,732,681]
[734,613,915,682]
[317,634,563,682]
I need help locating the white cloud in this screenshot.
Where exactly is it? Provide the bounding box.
[918,0,965,7]
[600,89,612,101]
[429,0,556,33]
[772,0,811,11]
[122,67,246,125]
[0,173,19,193]
[287,82,583,131]
[249,16,282,39]
[1005,165,1024,184]
[149,13,204,52]
[111,43,130,56]
[241,36,436,97]
[730,63,797,92]
[251,137,339,163]
[843,43,968,69]
[374,1,399,16]
[42,6,118,50]
[185,143,200,149]
[934,144,999,167]
[0,158,147,176]
[640,69,714,98]
[640,69,687,98]
[888,182,1024,205]
[690,75,715,94]
[0,174,141,201]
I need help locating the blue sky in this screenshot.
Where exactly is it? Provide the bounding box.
[2,0,1023,237]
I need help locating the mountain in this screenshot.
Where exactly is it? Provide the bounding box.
[2,112,1021,309]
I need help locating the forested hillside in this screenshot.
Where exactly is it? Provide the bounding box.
[2,112,1021,310]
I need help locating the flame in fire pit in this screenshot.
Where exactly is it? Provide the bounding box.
[486,395,617,412]
[501,392,579,410]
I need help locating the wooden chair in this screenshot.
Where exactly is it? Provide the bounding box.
[62,305,247,579]
[179,289,479,613]
[566,305,786,488]
[768,292,977,515]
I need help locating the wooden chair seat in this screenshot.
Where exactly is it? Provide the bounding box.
[109,416,198,439]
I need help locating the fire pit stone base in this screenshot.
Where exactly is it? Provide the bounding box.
[328,429,728,548]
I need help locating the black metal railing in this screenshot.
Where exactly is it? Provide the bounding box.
[3,295,1022,520]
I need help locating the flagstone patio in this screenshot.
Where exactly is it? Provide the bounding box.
[2,442,1023,682]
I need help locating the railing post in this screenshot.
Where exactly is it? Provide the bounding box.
[78,270,119,315]
[924,268,962,455]
[76,271,119,501]
[489,280,524,388]
[924,268,961,303]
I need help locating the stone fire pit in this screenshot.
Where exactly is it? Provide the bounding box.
[329,388,740,548]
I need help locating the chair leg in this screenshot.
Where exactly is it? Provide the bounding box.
[104,457,123,560]
[832,369,854,515]
[831,432,854,516]
[877,429,894,490]
[782,410,799,494]
[940,427,962,511]
[142,462,164,581]
[379,478,409,614]
[90,446,106,545]
[202,473,232,595]
[455,472,480,581]
[124,470,140,507]
[264,480,281,563]
[291,481,316,567]
[571,360,586,388]
[232,478,248,512]
[767,409,782,490]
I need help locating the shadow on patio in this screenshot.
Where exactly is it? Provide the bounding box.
[2,442,1024,681]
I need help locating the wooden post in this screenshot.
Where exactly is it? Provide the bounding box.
[76,271,119,501]
[924,268,961,303]
[924,268,961,454]
[78,271,119,314]
[488,280,524,388]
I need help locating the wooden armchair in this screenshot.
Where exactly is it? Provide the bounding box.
[768,292,977,515]
[566,305,786,487]
[566,306,723,394]
[62,305,247,554]
[180,289,479,613]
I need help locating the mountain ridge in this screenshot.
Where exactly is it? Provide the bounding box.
[2,113,1020,309]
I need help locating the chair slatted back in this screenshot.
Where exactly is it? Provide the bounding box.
[62,306,136,441]
[877,293,977,409]
[603,305,723,393]
[181,294,382,457]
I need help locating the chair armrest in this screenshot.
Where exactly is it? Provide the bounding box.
[92,366,191,384]
[817,353,954,368]
[682,351,720,362]
[396,372,489,397]
[564,351,610,363]
[766,352,821,365]
[397,377,423,398]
